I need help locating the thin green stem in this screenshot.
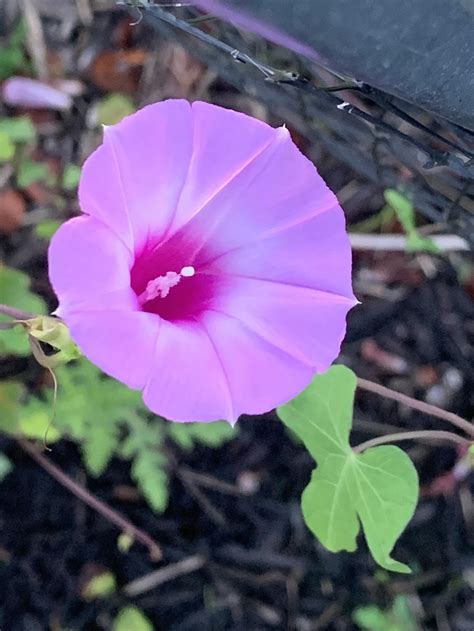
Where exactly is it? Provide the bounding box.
[357,377,474,439]
[354,429,471,454]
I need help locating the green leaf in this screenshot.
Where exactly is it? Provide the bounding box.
[0,129,15,161]
[82,570,116,600]
[82,420,119,476]
[303,446,418,572]
[0,47,25,80]
[117,532,133,553]
[0,116,36,143]
[353,595,418,631]
[278,366,419,573]
[405,232,441,254]
[0,381,24,432]
[22,357,172,511]
[301,453,358,553]
[17,159,52,188]
[49,360,141,476]
[9,18,27,48]
[166,420,237,451]
[119,414,169,512]
[24,357,171,512]
[0,265,46,356]
[0,20,28,80]
[384,189,440,254]
[353,605,392,631]
[62,164,81,191]
[18,408,61,443]
[35,219,63,241]
[390,595,418,631]
[278,366,354,462]
[0,452,13,481]
[22,359,143,476]
[96,94,135,126]
[114,606,154,631]
[131,444,169,512]
[384,190,415,230]
[350,204,395,234]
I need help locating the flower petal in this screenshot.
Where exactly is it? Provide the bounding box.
[205,209,355,299]
[2,77,72,110]
[211,276,356,371]
[166,123,338,263]
[61,309,160,389]
[168,101,277,233]
[79,100,194,252]
[143,319,235,422]
[48,216,133,312]
[199,310,315,417]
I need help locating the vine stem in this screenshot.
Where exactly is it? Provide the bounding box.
[18,438,163,561]
[0,304,35,320]
[357,377,474,439]
[353,429,472,453]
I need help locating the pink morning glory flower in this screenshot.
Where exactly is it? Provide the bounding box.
[48,100,356,423]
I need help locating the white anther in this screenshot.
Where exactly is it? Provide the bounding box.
[180,266,195,277]
[138,265,196,304]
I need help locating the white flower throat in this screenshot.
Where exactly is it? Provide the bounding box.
[138,266,195,304]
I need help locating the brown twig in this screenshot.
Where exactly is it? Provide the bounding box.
[357,377,474,439]
[123,554,205,597]
[177,468,227,526]
[353,429,471,454]
[178,466,249,497]
[21,0,49,81]
[17,438,163,561]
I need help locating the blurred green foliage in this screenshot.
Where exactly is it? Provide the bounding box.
[0,129,15,162]
[35,219,63,241]
[0,381,24,432]
[96,93,136,126]
[0,19,29,80]
[0,354,237,513]
[383,189,441,254]
[0,265,46,356]
[16,159,53,188]
[114,606,154,631]
[0,116,36,162]
[167,417,236,449]
[353,595,418,631]
[62,164,82,191]
[0,452,12,481]
[0,116,36,144]
[82,570,116,601]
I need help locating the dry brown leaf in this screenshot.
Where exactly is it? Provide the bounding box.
[0,189,26,234]
[90,50,148,94]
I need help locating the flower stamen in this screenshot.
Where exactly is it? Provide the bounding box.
[138,266,195,304]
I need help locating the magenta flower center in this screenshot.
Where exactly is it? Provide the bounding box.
[130,231,218,322]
